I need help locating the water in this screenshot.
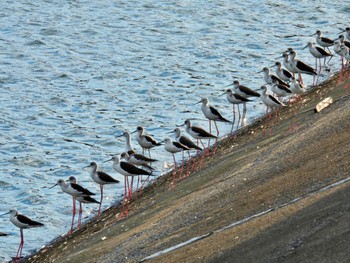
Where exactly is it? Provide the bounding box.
[0,0,347,261]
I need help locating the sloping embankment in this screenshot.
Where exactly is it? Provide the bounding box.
[27,71,350,263]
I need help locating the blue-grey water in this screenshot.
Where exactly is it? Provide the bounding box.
[0,0,347,261]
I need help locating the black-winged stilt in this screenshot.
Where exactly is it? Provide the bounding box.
[67,176,100,228]
[2,209,43,260]
[222,89,252,133]
[197,97,230,139]
[50,178,95,234]
[85,162,120,216]
[135,126,161,157]
[163,137,190,187]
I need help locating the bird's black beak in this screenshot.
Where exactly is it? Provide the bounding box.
[0,211,10,216]
[49,183,58,189]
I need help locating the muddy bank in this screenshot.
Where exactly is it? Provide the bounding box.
[26,70,350,263]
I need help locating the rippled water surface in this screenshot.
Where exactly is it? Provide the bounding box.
[0,0,348,261]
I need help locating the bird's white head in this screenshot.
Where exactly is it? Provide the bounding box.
[184,119,191,128]
[67,176,77,184]
[174,128,181,137]
[50,179,66,189]
[164,137,172,145]
[260,85,268,94]
[225,89,233,95]
[111,155,120,163]
[123,131,131,138]
[136,126,144,135]
[1,209,18,217]
[120,152,129,160]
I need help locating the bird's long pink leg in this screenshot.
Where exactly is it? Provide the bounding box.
[236,104,241,130]
[118,176,129,219]
[130,176,134,199]
[78,202,83,228]
[231,105,236,134]
[198,139,207,168]
[242,103,247,127]
[186,151,191,177]
[16,229,24,259]
[126,176,130,200]
[207,120,212,148]
[98,185,103,216]
[70,196,76,234]
[171,154,177,189]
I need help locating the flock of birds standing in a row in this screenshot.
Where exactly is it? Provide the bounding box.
[2,27,350,261]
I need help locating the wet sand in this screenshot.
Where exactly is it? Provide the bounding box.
[25,70,350,263]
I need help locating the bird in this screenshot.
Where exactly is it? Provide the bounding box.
[172,127,202,152]
[288,50,317,84]
[108,155,152,179]
[232,80,261,98]
[222,89,252,133]
[135,126,162,157]
[67,176,100,228]
[2,209,43,260]
[340,45,350,65]
[163,137,190,163]
[287,77,306,130]
[106,155,152,217]
[333,40,343,55]
[85,162,120,216]
[197,97,230,138]
[345,27,350,41]
[303,42,332,72]
[163,137,190,187]
[282,52,299,76]
[290,77,306,97]
[50,178,95,234]
[313,30,334,50]
[260,85,290,134]
[117,131,136,155]
[337,34,350,49]
[336,29,350,72]
[120,151,157,171]
[270,80,292,99]
[171,127,203,175]
[108,156,151,196]
[182,119,217,152]
[333,40,349,70]
[260,85,286,117]
[259,67,289,86]
[339,27,350,41]
[51,178,95,197]
[231,80,260,128]
[120,151,156,196]
[273,61,293,82]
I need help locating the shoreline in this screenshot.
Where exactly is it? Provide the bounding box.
[24,69,350,263]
